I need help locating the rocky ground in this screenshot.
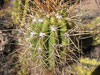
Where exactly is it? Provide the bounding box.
[73,0,100,24]
[0,10,20,75]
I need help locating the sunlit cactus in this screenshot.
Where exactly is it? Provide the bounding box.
[12,0,90,74]
[73,58,100,75]
[88,17,100,45]
[29,11,76,70]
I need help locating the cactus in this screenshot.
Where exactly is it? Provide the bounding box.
[87,17,100,45]
[12,0,92,74]
[29,11,76,70]
[73,58,100,75]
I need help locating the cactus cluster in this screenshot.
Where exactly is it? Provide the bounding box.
[29,11,77,70]
[12,0,81,74]
[12,0,100,74]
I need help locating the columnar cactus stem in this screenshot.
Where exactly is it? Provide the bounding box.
[13,0,86,74]
[49,25,58,69]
